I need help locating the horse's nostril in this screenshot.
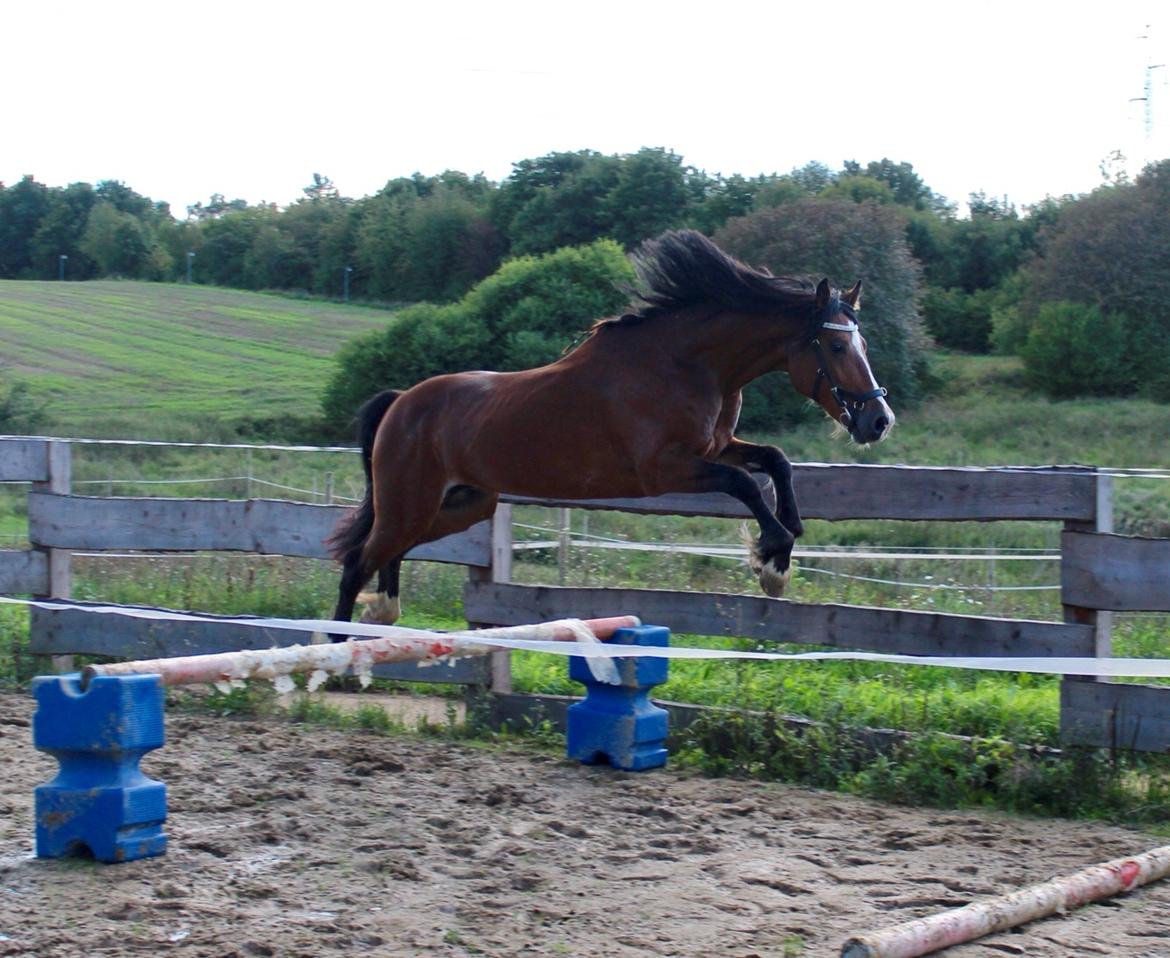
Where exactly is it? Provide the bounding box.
[873,416,889,436]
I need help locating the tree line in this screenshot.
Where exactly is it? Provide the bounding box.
[2,149,1168,410]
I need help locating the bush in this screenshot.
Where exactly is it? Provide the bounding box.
[1021,160,1170,400]
[0,377,50,433]
[320,240,633,428]
[714,199,928,429]
[1020,301,1133,398]
[921,286,993,353]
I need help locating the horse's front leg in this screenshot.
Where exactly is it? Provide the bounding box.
[678,459,795,597]
[715,438,803,539]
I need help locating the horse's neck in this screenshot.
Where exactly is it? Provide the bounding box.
[575,309,801,392]
[673,308,800,391]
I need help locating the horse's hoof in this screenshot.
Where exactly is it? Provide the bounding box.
[758,558,790,598]
[358,591,401,624]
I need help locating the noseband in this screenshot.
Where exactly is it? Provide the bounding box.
[809,298,888,434]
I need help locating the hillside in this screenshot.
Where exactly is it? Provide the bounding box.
[0,281,396,438]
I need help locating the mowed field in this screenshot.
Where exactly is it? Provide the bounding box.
[0,280,395,435]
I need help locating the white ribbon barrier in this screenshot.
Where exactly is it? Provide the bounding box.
[6,596,1170,679]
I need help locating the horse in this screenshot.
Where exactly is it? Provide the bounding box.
[327,229,894,633]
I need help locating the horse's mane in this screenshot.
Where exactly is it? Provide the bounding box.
[596,230,820,334]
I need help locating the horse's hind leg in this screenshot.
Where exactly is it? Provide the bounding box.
[358,559,402,624]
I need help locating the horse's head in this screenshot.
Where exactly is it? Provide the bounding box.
[789,279,894,445]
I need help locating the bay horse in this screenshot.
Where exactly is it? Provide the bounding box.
[327,229,894,632]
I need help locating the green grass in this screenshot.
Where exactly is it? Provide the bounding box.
[0,280,396,438]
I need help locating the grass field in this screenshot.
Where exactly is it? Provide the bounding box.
[0,280,395,438]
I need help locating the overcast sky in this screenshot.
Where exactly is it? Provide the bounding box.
[3,0,1166,216]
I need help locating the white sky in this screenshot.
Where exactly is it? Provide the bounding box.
[3,0,1167,217]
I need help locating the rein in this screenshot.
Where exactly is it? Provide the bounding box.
[809,298,887,435]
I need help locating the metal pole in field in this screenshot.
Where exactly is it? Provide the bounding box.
[343,266,352,302]
[558,508,571,584]
[58,254,68,281]
[186,251,195,284]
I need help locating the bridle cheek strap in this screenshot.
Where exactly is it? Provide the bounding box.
[809,335,888,434]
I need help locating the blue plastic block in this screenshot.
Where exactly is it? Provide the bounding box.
[32,673,167,863]
[567,625,669,771]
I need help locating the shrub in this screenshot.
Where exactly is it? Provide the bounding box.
[1020,302,1133,398]
[320,240,633,429]
[714,199,928,430]
[0,377,50,433]
[921,286,993,353]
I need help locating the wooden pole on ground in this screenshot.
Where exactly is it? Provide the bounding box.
[842,844,1170,958]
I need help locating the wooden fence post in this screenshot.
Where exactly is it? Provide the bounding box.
[1060,468,1113,742]
[466,503,514,693]
[31,440,73,673]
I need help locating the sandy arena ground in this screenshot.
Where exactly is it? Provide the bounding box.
[2,690,1170,958]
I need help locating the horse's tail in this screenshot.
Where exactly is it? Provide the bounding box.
[326,389,402,561]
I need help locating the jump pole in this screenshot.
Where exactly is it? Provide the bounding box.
[842,844,1170,958]
[34,614,657,863]
[82,615,641,690]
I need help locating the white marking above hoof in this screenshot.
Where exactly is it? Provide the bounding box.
[358,591,401,624]
[758,558,790,598]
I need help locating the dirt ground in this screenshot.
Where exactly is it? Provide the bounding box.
[3,690,1170,958]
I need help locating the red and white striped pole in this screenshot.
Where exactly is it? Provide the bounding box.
[842,844,1170,958]
[82,616,640,689]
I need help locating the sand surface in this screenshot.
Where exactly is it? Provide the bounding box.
[3,691,1170,957]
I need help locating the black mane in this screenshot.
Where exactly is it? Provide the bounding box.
[607,230,820,329]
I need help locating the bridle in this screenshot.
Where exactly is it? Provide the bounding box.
[809,297,888,434]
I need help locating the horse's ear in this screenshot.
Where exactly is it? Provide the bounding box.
[815,278,831,309]
[843,280,862,309]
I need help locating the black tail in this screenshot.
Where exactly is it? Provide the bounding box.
[326,389,401,560]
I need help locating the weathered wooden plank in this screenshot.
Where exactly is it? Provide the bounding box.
[796,464,1097,521]
[27,494,490,566]
[1062,530,1170,611]
[503,465,1098,522]
[0,438,50,482]
[463,582,1094,658]
[26,605,490,684]
[1061,680,1170,752]
[0,549,48,594]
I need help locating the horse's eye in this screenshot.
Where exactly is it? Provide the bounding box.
[830,340,846,354]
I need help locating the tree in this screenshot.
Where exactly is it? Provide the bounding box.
[1021,160,1170,397]
[31,182,98,279]
[714,199,927,429]
[820,174,896,206]
[843,158,952,214]
[352,174,501,304]
[1020,302,1133,398]
[602,147,690,248]
[79,202,149,276]
[0,175,51,277]
[492,150,622,255]
[196,208,266,286]
[321,239,633,430]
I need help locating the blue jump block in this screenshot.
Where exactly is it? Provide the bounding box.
[32,673,167,863]
[567,624,669,771]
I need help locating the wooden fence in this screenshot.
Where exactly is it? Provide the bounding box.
[2,436,1168,751]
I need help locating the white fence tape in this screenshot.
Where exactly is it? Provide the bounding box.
[5,597,1170,679]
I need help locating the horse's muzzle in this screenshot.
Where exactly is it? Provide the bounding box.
[849,397,895,445]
